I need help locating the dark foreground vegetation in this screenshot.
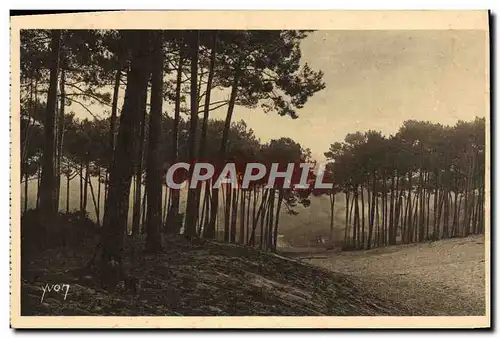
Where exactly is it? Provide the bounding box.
[21,216,414,316]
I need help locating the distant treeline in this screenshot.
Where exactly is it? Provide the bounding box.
[319,118,486,250]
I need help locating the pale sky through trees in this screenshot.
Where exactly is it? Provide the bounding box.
[70,29,487,162]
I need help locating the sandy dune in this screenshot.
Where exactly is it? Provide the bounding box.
[296,235,486,315]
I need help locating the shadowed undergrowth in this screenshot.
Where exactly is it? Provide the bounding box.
[21,234,417,316]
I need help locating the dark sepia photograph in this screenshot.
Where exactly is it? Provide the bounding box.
[11,10,490,329]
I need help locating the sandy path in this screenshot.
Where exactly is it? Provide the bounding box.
[297,235,486,315]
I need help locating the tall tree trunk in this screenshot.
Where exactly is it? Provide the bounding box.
[224,184,231,242]
[162,186,169,227]
[184,30,200,238]
[389,174,395,245]
[249,188,268,246]
[39,29,61,230]
[23,173,28,213]
[344,192,350,247]
[146,31,164,253]
[425,172,431,239]
[82,160,89,217]
[382,175,387,246]
[375,194,380,247]
[267,189,275,250]
[239,189,246,244]
[209,57,242,238]
[360,185,365,247]
[79,163,83,211]
[97,169,101,226]
[141,186,147,233]
[273,189,284,252]
[99,31,151,290]
[166,43,184,232]
[452,190,459,237]
[259,189,267,249]
[66,172,70,213]
[201,181,212,238]
[131,85,147,236]
[36,164,41,209]
[230,187,238,243]
[55,68,65,209]
[329,192,335,244]
[104,64,122,218]
[246,189,251,245]
[197,32,217,238]
[405,172,413,243]
[367,172,376,250]
[353,185,359,249]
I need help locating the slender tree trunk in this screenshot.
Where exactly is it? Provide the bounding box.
[66,172,70,213]
[141,187,147,232]
[104,64,122,218]
[23,173,28,213]
[131,87,147,236]
[249,188,267,246]
[209,57,242,237]
[197,32,218,239]
[39,29,61,230]
[55,68,65,210]
[382,171,388,245]
[99,31,151,289]
[260,189,267,249]
[267,189,275,250]
[425,172,431,239]
[375,195,380,247]
[329,192,336,244]
[405,172,413,243]
[452,190,459,237]
[36,164,41,209]
[224,185,231,242]
[162,186,170,226]
[344,192,350,247]
[360,185,365,247]
[392,174,400,244]
[239,189,246,244]
[230,188,238,243]
[167,44,184,232]
[273,189,283,252]
[82,160,89,217]
[87,174,99,224]
[96,169,101,226]
[201,181,212,238]
[353,185,359,249]
[246,189,251,245]
[389,174,395,244]
[145,31,164,252]
[79,163,84,211]
[184,30,200,238]
[367,172,376,250]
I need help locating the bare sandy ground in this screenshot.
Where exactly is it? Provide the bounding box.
[296,235,486,316]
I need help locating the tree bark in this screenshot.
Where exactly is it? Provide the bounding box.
[184,30,200,238]
[209,57,242,238]
[367,172,376,249]
[197,32,217,238]
[166,43,184,232]
[55,68,65,209]
[98,31,151,290]
[39,29,62,229]
[131,84,148,235]
[146,31,164,253]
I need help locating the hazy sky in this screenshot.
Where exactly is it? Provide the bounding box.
[73,30,487,162]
